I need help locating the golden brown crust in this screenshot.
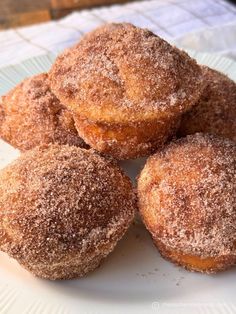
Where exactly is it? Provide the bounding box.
[49,23,204,159]
[155,239,236,273]
[178,67,236,142]
[138,133,236,273]
[0,145,136,280]
[74,114,180,159]
[0,73,88,151]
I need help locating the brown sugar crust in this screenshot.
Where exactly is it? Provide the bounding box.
[0,73,87,151]
[0,145,136,280]
[178,66,236,142]
[49,23,204,159]
[138,133,236,273]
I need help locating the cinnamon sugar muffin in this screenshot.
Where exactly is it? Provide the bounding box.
[0,145,135,280]
[138,133,236,273]
[0,73,87,151]
[49,23,204,159]
[178,67,236,142]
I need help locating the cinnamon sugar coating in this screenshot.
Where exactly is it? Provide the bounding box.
[178,67,236,142]
[138,133,236,272]
[0,145,135,279]
[0,73,87,151]
[49,23,204,159]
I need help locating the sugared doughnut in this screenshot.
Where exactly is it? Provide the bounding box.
[0,145,135,280]
[138,133,236,273]
[178,67,236,142]
[0,73,87,151]
[49,23,204,159]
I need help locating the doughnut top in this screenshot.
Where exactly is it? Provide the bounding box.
[179,66,236,141]
[0,73,87,151]
[49,23,204,123]
[138,133,236,258]
[0,145,135,265]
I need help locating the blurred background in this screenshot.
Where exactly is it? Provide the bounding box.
[0,0,236,67]
[0,0,235,29]
[0,0,133,29]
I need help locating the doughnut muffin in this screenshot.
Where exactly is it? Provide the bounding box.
[49,23,204,159]
[138,133,236,273]
[0,145,136,280]
[0,73,87,151]
[178,67,236,142]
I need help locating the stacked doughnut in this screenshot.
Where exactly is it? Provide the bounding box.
[49,23,204,159]
[138,133,236,273]
[0,145,136,279]
[0,73,89,151]
[0,23,235,279]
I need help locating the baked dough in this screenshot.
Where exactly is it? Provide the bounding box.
[138,133,236,273]
[49,23,204,159]
[178,67,236,142]
[0,145,136,279]
[0,73,87,151]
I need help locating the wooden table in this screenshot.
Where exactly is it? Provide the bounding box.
[0,0,131,30]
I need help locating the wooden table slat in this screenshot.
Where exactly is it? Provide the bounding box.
[0,10,51,30]
[0,0,132,29]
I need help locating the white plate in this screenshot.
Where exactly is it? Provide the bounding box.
[0,52,235,314]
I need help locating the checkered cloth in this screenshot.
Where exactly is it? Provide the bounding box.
[0,0,236,68]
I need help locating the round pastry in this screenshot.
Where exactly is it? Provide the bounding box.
[0,145,135,280]
[138,133,236,273]
[49,23,204,159]
[0,73,87,151]
[178,66,236,142]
